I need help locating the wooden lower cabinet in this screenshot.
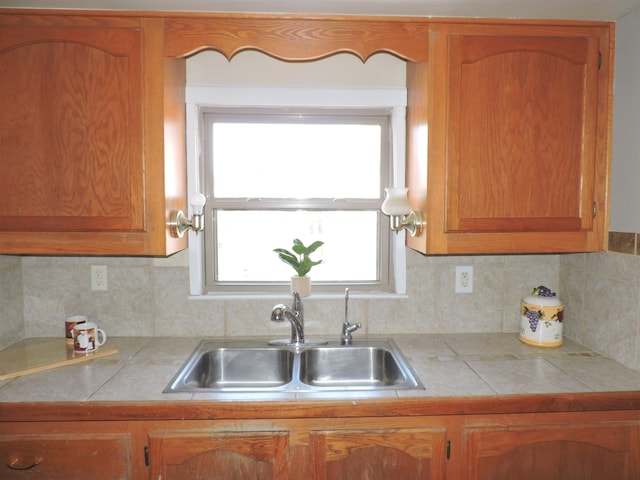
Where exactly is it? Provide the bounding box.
[147,429,289,480]
[0,423,133,480]
[310,426,447,479]
[2,411,640,479]
[146,418,447,480]
[460,413,640,480]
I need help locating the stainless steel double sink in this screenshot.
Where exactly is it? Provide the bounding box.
[164,338,423,393]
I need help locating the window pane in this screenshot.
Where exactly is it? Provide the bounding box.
[212,122,382,199]
[215,210,380,282]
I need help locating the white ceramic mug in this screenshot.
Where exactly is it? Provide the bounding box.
[65,315,87,347]
[72,322,107,353]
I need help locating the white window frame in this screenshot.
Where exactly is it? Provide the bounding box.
[186,86,407,298]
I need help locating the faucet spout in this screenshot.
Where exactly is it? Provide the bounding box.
[270,292,305,345]
[340,287,362,345]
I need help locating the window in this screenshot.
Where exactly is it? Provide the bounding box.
[201,107,392,294]
[185,85,407,297]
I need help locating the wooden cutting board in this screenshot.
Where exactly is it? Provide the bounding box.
[0,338,118,381]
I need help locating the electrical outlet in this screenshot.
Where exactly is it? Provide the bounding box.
[91,265,108,291]
[455,266,473,293]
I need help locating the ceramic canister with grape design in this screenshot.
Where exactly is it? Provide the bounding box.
[519,286,564,347]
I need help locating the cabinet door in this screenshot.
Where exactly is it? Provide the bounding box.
[148,430,289,480]
[407,22,613,254]
[0,433,132,479]
[0,23,143,236]
[463,422,640,480]
[310,427,447,479]
[0,14,187,255]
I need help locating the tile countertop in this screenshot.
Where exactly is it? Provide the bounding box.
[1,333,640,403]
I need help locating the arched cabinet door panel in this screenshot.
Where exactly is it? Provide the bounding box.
[463,421,640,480]
[310,427,447,479]
[0,14,187,255]
[407,22,613,254]
[0,26,144,234]
[148,430,289,480]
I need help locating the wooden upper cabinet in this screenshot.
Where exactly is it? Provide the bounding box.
[447,35,598,234]
[0,12,614,256]
[0,14,187,255]
[407,22,614,254]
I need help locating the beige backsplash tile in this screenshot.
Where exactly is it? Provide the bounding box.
[559,263,586,343]
[368,296,435,334]
[7,242,640,375]
[225,298,287,337]
[581,272,639,368]
[22,264,83,335]
[588,250,640,283]
[0,255,23,348]
[83,264,154,336]
[435,260,506,333]
[11,251,560,339]
[559,249,640,371]
[152,267,224,337]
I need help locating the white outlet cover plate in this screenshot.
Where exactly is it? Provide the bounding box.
[91,265,108,291]
[455,265,473,293]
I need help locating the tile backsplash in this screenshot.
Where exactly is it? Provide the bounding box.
[560,238,640,371]
[3,245,640,372]
[0,255,23,348]
[2,250,559,342]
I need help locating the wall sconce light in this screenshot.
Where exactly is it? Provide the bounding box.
[168,193,207,238]
[381,187,424,237]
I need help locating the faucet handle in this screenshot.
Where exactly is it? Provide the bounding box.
[341,321,362,345]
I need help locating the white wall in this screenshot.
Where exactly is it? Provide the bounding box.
[187,50,406,87]
[610,7,640,232]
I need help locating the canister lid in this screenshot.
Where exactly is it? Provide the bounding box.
[522,294,561,307]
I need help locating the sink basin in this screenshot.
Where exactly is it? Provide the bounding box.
[164,338,423,393]
[183,347,294,388]
[299,346,406,387]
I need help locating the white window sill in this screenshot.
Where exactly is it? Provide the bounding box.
[188,292,409,301]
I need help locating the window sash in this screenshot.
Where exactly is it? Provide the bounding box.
[200,107,394,294]
[203,210,391,293]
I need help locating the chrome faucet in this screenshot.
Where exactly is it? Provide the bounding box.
[341,288,362,345]
[271,291,305,345]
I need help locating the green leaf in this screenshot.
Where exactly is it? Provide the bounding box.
[305,240,324,255]
[274,239,323,276]
[274,249,300,270]
[292,238,306,255]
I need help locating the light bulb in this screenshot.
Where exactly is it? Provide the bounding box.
[190,193,206,215]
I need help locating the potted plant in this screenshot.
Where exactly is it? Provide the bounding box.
[274,238,323,297]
